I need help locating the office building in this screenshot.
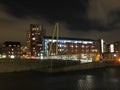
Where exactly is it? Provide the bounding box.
[26,24,103,61]
[42,36,101,61]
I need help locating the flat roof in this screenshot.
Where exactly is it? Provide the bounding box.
[43,36,95,41]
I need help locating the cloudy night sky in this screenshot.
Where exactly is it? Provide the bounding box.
[0,0,120,44]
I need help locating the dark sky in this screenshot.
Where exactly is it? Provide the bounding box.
[0,0,120,44]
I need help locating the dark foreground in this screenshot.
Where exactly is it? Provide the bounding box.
[0,67,120,90]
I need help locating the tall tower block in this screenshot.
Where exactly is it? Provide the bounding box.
[27,24,46,57]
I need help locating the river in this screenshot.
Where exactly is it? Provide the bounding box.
[0,67,120,90]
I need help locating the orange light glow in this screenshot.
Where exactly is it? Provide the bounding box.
[118,58,120,62]
[96,54,100,61]
[116,58,120,63]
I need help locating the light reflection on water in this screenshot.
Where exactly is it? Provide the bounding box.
[0,67,120,90]
[77,75,95,90]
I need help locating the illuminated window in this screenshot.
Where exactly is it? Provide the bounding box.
[59,49,62,52]
[71,45,73,47]
[40,48,41,50]
[86,49,89,52]
[36,28,39,30]
[92,46,94,48]
[32,28,36,30]
[92,49,97,52]
[64,45,67,47]
[86,46,89,48]
[110,44,114,52]
[114,54,117,57]
[33,47,35,50]
[37,44,42,46]
[82,45,84,48]
[9,45,12,47]
[101,39,104,53]
[32,33,34,36]
[75,45,78,48]
[10,55,15,59]
[95,49,98,52]
[59,44,62,47]
[28,33,30,38]
[32,37,36,40]
[33,50,36,52]
[92,50,94,52]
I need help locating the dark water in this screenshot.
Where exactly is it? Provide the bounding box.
[0,67,120,90]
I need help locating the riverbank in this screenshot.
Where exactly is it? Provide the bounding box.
[36,61,120,73]
[0,59,79,73]
[0,59,119,73]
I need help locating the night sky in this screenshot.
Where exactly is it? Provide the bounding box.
[0,0,120,44]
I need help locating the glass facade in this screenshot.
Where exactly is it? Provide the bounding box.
[42,37,100,61]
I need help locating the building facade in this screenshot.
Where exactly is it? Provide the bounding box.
[27,24,104,61]
[27,24,46,58]
[42,36,101,61]
[103,42,120,61]
[1,41,21,59]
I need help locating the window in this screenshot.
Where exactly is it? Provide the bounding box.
[9,45,12,47]
[82,45,84,48]
[33,50,36,52]
[92,46,94,48]
[75,45,78,48]
[33,47,35,50]
[71,45,73,48]
[86,49,89,52]
[86,46,89,48]
[36,28,39,30]
[37,44,42,46]
[32,33,34,36]
[32,28,36,30]
[32,37,36,40]
[38,33,40,35]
